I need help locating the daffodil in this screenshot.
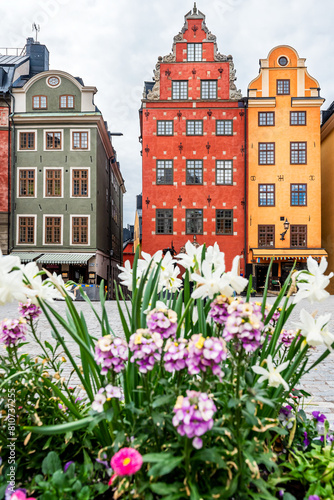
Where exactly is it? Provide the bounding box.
[294,309,333,349]
[252,355,289,390]
[294,256,334,304]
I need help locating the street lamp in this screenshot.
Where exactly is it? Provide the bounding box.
[280,218,290,241]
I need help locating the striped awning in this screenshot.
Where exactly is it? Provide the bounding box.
[252,248,328,260]
[10,252,43,263]
[37,253,95,265]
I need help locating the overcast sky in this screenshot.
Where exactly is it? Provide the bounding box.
[2,0,334,226]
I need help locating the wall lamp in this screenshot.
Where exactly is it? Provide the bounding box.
[280,218,290,241]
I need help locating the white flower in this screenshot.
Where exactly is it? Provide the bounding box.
[0,250,20,273]
[294,256,334,304]
[105,385,122,400]
[44,272,75,300]
[144,300,167,315]
[159,264,182,293]
[176,241,204,273]
[97,335,112,352]
[0,250,34,305]
[225,256,248,294]
[294,309,333,348]
[191,260,223,299]
[92,392,106,413]
[21,262,60,304]
[205,243,225,273]
[117,260,134,291]
[252,355,289,390]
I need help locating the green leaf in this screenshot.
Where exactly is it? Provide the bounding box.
[193,448,226,469]
[42,451,62,475]
[148,456,183,478]
[51,469,65,487]
[24,414,101,435]
[152,394,175,408]
[283,494,297,500]
[150,482,183,495]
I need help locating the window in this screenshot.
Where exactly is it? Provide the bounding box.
[201,80,217,99]
[72,131,88,149]
[216,209,233,235]
[32,95,47,109]
[278,56,288,66]
[18,217,35,244]
[186,160,203,184]
[291,142,307,164]
[186,209,203,234]
[157,121,173,136]
[186,120,203,135]
[258,112,275,126]
[19,132,35,150]
[72,169,88,197]
[156,209,173,234]
[258,225,275,248]
[156,160,173,185]
[277,79,290,95]
[46,132,62,150]
[19,170,35,197]
[187,43,202,61]
[172,81,188,99]
[216,120,233,135]
[259,143,275,165]
[47,76,60,87]
[60,95,74,109]
[259,184,275,206]
[290,111,306,126]
[216,160,233,185]
[46,169,62,197]
[291,225,307,248]
[72,217,89,244]
[291,184,307,206]
[45,217,61,244]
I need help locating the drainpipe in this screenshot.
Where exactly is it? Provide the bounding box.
[8,90,15,253]
[243,98,248,279]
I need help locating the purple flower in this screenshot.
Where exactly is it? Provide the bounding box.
[303,431,310,447]
[94,335,128,375]
[186,334,227,379]
[223,300,264,352]
[0,318,27,346]
[18,299,41,321]
[308,496,321,500]
[279,405,293,417]
[209,295,232,325]
[280,329,298,348]
[164,338,188,372]
[64,461,74,472]
[146,308,177,340]
[172,391,216,448]
[129,329,162,373]
[312,411,327,423]
[320,434,334,443]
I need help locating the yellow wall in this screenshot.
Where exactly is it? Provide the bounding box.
[133,211,141,257]
[321,115,334,293]
[247,46,323,266]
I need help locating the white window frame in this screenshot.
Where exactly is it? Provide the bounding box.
[43,129,64,152]
[43,167,64,199]
[17,129,37,152]
[70,167,91,198]
[70,214,90,246]
[42,214,64,246]
[70,129,91,151]
[16,214,37,246]
[17,167,37,199]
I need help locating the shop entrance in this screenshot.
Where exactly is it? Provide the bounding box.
[281,261,306,284]
[69,266,88,284]
[255,265,269,291]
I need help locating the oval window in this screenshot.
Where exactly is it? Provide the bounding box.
[278,56,288,67]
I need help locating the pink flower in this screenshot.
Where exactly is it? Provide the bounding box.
[10,490,36,500]
[110,448,143,481]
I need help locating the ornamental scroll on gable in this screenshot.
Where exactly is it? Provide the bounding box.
[146,3,242,101]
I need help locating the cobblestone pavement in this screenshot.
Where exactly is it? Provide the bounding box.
[1,296,334,423]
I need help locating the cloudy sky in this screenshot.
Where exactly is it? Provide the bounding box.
[2,0,334,226]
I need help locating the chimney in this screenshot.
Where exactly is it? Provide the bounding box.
[25,37,49,77]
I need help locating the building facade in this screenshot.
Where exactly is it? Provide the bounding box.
[11,69,125,293]
[321,102,334,294]
[140,4,246,272]
[247,45,327,290]
[0,38,49,254]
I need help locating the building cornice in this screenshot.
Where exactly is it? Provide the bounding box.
[247,98,276,108]
[291,97,325,108]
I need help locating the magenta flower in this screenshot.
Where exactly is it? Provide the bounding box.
[280,329,298,348]
[209,295,232,325]
[172,391,217,448]
[308,496,321,500]
[223,300,263,352]
[94,335,128,375]
[186,334,227,379]
[129,329,162,373]
[9,490,36,500]
[64,461,74,472]
[18,299,41,321]
[0,318,27,346]
[110,447,143,483]
[146,308,177,339]
[164,338,188,372]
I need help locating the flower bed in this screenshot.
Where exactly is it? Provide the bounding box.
[0,245,334,500]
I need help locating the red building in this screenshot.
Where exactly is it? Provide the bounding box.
[0,104,10,253]
[140,4,246,272]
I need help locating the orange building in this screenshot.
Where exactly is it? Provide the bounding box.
[321,102,334,294]
[247,46,327,290]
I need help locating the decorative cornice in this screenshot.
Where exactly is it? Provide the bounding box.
[146,58,161,101]
[228,57,242,100]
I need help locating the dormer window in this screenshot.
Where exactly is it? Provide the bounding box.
[188,43,202,62]
[33,96,47,109]
[60,95,75,109]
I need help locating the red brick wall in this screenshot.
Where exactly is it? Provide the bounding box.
[0,107,9,212]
